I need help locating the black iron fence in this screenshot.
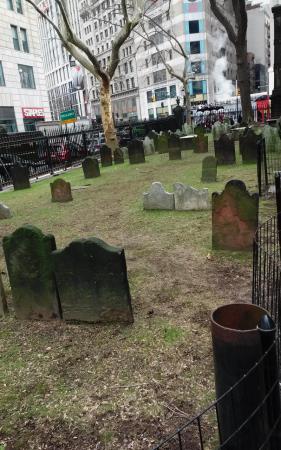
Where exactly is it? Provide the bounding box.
[152,340,280,450]
[257,138,281,196]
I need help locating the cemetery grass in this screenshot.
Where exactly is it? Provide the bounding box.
[0,149,272,449]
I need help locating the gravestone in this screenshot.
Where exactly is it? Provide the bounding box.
[212,180,259,251]
[239,128,260,163]
[52,238,133,323]
[173,183,209,210]
[143,136,155,155]
[263,125,281,153]
[121,147,128,160]
[168,134,182,160]
[11,165,30,190]
[3,225,61,320]
[0,203,12,219]
[82,157,100,178]
[143,182,175,210]
[214,134,236,165]
[212,121,227,141]
[180,136,195,151]
[100,145,113,167]
[201,156,217,182]
[155,133,168,154]
[50,178,73,202]
[194,126,208,153]
[182,123,193,136]
[148,130,158,149]
[128,139,145,164]
[114,148,125,164]
[0,274,8,317]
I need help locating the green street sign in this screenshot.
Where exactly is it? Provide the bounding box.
[60,109,77,124]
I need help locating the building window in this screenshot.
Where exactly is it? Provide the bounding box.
[155,87,167,101]
[191,61,202,74]
[131,77,135,88]
[6,0,13,10]
[18,64,36,89]
[192,80,205,95]
[0,62,5,86]
[148,108,154,119]
[147,91,153,103]
[11,25,20,50]
[16,0,23,13]
[190,41,201,54]
[20,28,29,53]
[153,69,166,83]
[189,20,199,34]
[170,85,176,98]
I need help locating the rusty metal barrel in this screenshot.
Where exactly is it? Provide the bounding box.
[211,303,280,450]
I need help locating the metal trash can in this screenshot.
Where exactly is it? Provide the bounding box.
[211,303,281,450]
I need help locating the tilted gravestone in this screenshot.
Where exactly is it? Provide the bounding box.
[212,180,259,251]
[173,183,209,211]
[52,238,133,323]
[201,156,217,182]
[239,128,260,163]
[3,225,61,320]
[214,134,236,165]
[0,273,8,317]
[143,136,155,155]
[0,203,12,220]
[100,145,113,167]
[128,139,145,164]
[114,148,124,164]
[194,126,208,153]
[11,165,30,190]
[50,178,73,202]
[155,133,168,154]
[82,157,100,178]
[143,182,175,210]
[168,134,182,160]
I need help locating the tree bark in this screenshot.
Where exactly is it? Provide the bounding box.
[100,79,118,152]
[183,82,191,125]
[236,41,253,123]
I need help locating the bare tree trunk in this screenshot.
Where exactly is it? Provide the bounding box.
[100,78,118,152]
[236,42,254,123]
[183,82,191,125]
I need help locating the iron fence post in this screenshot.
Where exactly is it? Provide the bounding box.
[45,137,53,175]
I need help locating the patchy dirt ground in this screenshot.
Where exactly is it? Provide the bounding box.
[0,152,259,449]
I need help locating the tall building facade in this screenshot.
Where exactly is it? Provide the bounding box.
[0,0,51,132]
[78,0,141,123]
[37,0,86,121]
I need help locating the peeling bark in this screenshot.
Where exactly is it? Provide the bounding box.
[100,79,118,152]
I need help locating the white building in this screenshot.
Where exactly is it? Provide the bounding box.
[37,0,86,121]
[0,0,51,132]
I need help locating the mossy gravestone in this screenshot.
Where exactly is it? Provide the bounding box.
[114,148,124,164]
[212,180,259,251]
[201,156,217,182]
[50,178,73,202]
[214,134,236,165]
[3,225,61,320]
[239,128,260,163]
[128,139,145,164]
[194,126,208,153]
[156,133,168,154]
[0,273,8,317]
[100,145,113,167]
[52,238,133,323]
[82,157,100,178]
[168,134,181,160]
[11,166,30,191]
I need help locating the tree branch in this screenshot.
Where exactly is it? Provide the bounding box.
[209,0,237,45]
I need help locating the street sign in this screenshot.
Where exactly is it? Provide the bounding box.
[60,109,77,124]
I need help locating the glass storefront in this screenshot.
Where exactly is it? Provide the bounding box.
[0,107,17,132]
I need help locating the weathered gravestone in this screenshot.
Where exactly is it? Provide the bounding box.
[100,145,113,167]
[212,180,259,251]
[82,157,100,178]
[0,203,11,219]
[148,130,158,149]
[182,123,193,136]
[143,136,155,155]
[3,225,61,320]
[155,133,168,154]
[194,126,208,153]
[201,156,217,182]
[114,148,124,164]
[128,139,145,164]
[180,136,195,151]
[0,273,8,317]
[239,128,260,163]
[50,178,73,202]
[143,182,175,210]
[168,134,182,160]
[121,147,128,160]
[11,165,30,190]
[173,183,209,210]
[52,238,133,323]
[214,134,236,165]
[212,121,227,142]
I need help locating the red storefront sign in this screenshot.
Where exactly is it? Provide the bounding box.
[22,107,45,119]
